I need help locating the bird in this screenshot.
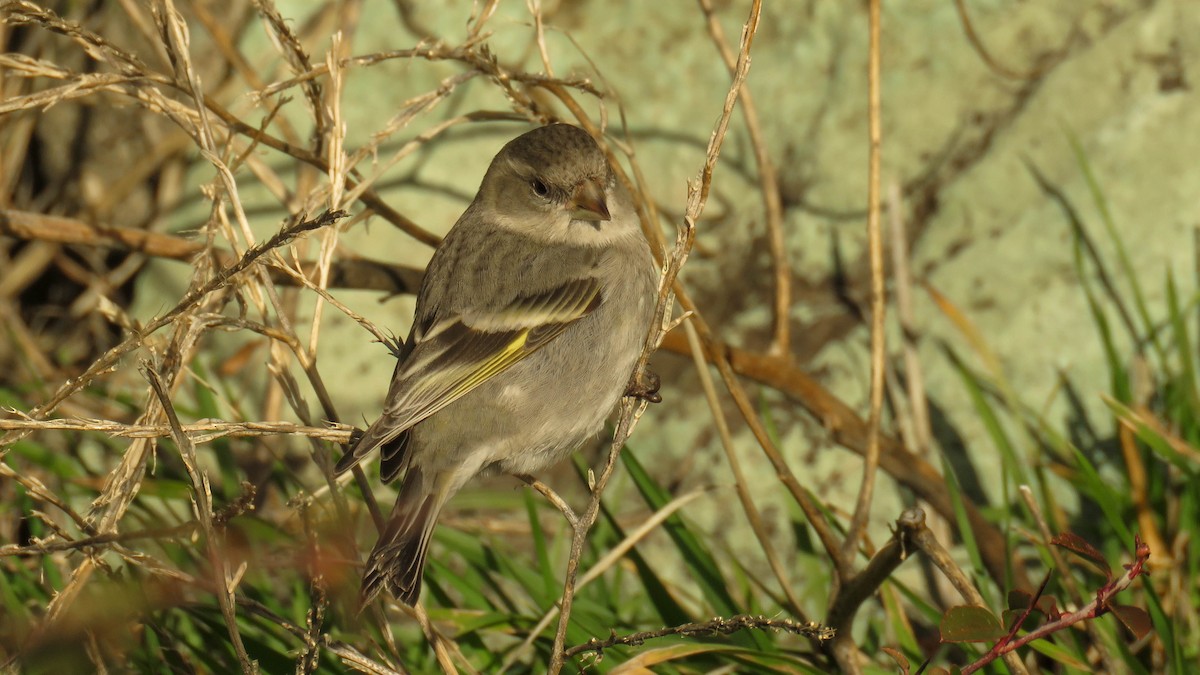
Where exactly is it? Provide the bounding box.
[335,123,659,606]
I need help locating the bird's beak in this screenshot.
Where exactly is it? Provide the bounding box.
[568,178,611,222]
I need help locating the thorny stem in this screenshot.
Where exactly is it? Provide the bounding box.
[961,537,1151,675]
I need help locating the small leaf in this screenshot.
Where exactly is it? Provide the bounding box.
[1007,589,1061,620]
[880,646,909,674]
[1001,609,1041,633]
[1111,604,1153,640]
[1039,596,1062,620]
[1050,532,1111,576]
[1008,589,1032,609]
[939,605,1007,643]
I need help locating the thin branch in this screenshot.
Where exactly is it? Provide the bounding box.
[566,614,834,660]
[696,0,790,356]
[0,208,204,258]
[0,462,92,534]
[677,313,851,578]
[547,2,763,671]
[841,0,885,563]
[499,489,706,672]
[952,0,1055,81]
[961,537,1150,675]
[527,0,554,77]
[145,363,255,674]
[683,319,808,619]
[518,474,578,526]
[826,509,924,668]
[0,416,351,442]
[0,208,425,293]
[0,210,342,446]
[657,328,1026,589]
[908,511,1031,675]
[0,490,260,558]
[546,398,646,674]
[1019,485,1120,672]
[649,0,851,587]
[887,182,933,458]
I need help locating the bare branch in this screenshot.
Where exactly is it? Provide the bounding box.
[567,614,835,660]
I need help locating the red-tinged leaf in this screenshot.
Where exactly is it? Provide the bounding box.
[1111,604,1153,639]
[1039,595,1062,620]
[1001,609,1042,633]
[1051,532,1111,575]
[1008,589,1032,608]
[880,646,909,674]
[939,605,1007,643]
[1007,589,1061,619]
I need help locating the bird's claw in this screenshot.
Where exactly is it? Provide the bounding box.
[625,368,662,403]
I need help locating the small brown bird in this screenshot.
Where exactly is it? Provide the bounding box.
[336,124,658,605]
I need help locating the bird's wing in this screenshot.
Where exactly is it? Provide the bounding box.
[334,276,602,475]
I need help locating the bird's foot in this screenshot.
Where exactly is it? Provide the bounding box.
[625,368,662,403]
[382,334,406,359]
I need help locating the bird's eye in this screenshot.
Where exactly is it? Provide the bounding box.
[531,178,550,197]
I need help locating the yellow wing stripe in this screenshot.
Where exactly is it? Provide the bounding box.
[451,332,530,397]
[360,281,601,451]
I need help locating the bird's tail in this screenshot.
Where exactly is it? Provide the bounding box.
[361,468,451,606]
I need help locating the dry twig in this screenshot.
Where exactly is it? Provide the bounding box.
[566,614,834,660]
[841,0,885,568]
[546,1,764,670]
